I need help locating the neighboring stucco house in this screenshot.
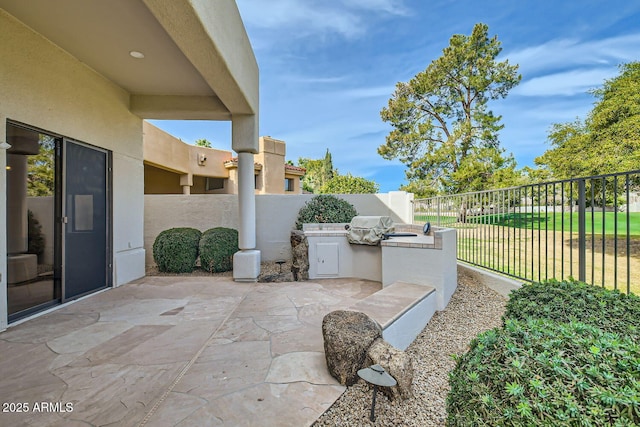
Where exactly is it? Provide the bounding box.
[0,0,260,329]
[143,122,305,195]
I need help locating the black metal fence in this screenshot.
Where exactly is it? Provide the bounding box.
[413,170,640,294]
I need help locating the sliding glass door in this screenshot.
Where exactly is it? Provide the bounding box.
[6,122,112,321]
[6,124,59,319]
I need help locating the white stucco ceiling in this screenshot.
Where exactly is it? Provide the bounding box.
[0,0,258,119]
[0,0,212,95]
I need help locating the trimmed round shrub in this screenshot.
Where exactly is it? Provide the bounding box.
[447,319,640,426]
[295,194,358,230]
[153,227,202,273]
[504,279,640,338]
[199,227,238,273]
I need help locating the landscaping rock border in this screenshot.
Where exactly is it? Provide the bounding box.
[313,271,507,426]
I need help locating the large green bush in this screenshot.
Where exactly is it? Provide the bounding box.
[447,319,640,426]
[153,227,202,273]
[448,280,640,426]
[504,279,640,338]
[199,227,238,273]
[295,194,358,230]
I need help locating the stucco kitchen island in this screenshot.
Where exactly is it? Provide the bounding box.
[304,221,457,349]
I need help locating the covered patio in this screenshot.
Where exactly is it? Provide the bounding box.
[1,0,262,328]
[0,275,382,426]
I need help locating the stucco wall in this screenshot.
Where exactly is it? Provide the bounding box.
[255,137,286,194]
[144,192,414,266]
[145,164,184,194]
[0,9,146,304]
[143,121,231,180]
[144,194,239,265]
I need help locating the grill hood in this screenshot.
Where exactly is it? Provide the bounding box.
[346,216,394,245]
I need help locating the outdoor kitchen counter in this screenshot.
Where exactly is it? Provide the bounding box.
[303,229,348,237]
[380,234,436,247]
[381,228,457,310]
[304,226,382,282]
[304,224,457,311]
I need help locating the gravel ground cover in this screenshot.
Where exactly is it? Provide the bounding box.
[313,271,507,427]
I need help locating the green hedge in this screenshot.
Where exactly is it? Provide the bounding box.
[199,227,238,273]
[447,280,640,426]
[152,227,202,273]
[447,319,640,426]
[504,279,640,338]
[295,194,358,230]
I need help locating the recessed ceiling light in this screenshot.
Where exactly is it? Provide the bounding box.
[129,51,145,59]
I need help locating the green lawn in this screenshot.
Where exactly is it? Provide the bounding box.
[414,214,458,226]
[416,211,640,237]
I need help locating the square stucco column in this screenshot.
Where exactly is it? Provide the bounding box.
[0,123,9,331]
[232,114,260,281]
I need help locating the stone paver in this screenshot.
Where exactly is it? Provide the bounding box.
[0,276,380,426]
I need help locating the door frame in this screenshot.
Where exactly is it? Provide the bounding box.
[5,120,113,321]
[61,137,113,302]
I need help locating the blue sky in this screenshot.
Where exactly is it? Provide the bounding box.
[151,0,640,192]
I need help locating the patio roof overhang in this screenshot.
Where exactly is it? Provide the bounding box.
[0,0,258,120]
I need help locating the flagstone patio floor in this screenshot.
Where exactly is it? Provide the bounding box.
[0,276,381,427]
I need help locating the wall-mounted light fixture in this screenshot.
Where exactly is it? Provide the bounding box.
[198,153,207,165]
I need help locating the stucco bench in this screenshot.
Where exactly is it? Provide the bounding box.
[348,281,436,350]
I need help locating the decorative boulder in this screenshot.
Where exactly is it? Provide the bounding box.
[322,310,382,385]
[290,230,309,281]
[366,339,414,400]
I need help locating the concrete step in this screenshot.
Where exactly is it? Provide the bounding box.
[348,281,436,350]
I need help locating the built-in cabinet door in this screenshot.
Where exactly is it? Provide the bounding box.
[316,242,340,276]
[63,139,110,300]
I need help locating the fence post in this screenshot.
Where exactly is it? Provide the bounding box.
[411,199,415,224]
[578,179,586,282]
[437,196,441,227]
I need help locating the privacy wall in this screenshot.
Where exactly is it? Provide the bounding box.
[144,192,414,266]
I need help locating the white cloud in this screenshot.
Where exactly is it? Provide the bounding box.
[285,75,348,84]
[506,33,640,75]
[343,0,409,15]
[504,33,640,98]
[342,85,395,99]
[244,1,362,38]
[236,0,409,40]
[513,67,618,97]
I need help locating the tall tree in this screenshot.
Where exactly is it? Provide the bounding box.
[379,23,521,196]
[296,149,379,194]
[298,149,336,193]
[320,173,379,194]
[321,149,334,184]
[535,62,640,178]
[27,135,55,197]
